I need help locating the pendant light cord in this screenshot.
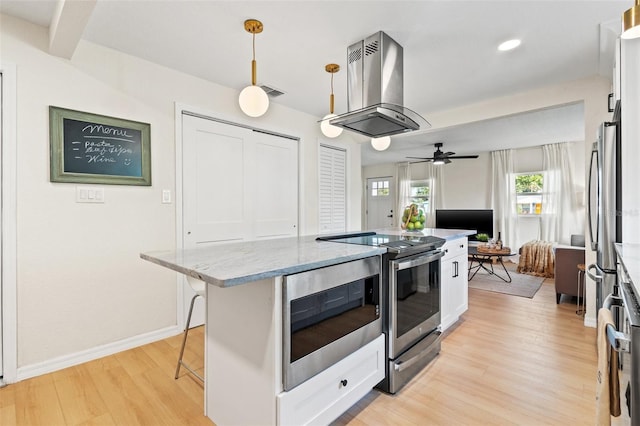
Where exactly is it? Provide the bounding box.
[251,33,257,86]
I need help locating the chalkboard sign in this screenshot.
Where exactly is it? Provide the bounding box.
[50,106,151,185]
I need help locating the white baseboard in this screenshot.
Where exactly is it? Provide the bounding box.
[16,325,182,382]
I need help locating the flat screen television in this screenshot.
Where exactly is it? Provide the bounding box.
[435,209,494,241]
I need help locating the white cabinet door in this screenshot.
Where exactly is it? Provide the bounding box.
[440,238,469,331]
[451,253,469,319]
[440,257,454,330]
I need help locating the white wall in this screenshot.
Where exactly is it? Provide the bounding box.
[1,14,362,376]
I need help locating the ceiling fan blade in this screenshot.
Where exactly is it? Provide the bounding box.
[409,160,433,164]
[444,158,452,164]
[449,155,479,159]
[406,156,434,160]
[443,151,455,156]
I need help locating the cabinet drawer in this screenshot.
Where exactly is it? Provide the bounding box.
[277,334,385,426]
[442,237,468,259]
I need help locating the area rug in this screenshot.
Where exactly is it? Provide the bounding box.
[468,262,545,298]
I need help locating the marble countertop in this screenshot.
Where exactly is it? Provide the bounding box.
[141,235,385,287]
[140,228,474,288]
[614,243,640,290]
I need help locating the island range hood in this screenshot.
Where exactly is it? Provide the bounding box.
[328,31,430,138]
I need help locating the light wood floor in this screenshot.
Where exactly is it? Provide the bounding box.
[1,277,597,426]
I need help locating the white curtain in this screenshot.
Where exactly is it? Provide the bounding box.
[491,149,519,249]
[424,162,444,228]
[396,162,411,227]
[540,142,583,244]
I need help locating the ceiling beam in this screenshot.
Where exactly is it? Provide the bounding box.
[48,0,97,59]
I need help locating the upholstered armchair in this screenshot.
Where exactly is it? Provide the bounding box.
[554,235,586,304]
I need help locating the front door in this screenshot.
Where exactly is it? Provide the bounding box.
[366,177,394,230]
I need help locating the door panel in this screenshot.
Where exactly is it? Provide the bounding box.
[184,117,251,246]
[253,132,298,239]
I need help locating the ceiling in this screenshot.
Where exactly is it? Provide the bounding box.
[0,1,628,165]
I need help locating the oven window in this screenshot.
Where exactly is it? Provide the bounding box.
[289,275,379,362]
[396,259,440,336]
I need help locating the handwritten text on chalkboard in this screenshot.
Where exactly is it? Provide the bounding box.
[63,119,143,177]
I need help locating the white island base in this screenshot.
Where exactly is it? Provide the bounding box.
[205,276,385,425]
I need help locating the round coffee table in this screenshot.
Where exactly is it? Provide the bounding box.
[468,246,516,283]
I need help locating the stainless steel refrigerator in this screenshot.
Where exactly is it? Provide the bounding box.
[587,105,621,311]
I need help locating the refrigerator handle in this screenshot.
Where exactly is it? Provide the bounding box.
[587,146,599,251]
[586,263,602,282]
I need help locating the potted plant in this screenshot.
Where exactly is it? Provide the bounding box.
[476,233,489,242]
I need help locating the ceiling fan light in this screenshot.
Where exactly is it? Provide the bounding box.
[239,85,269,117]
[433,158,445,165]
[622,0,640,39]
[371,136,391,151]
[321,113,343,138]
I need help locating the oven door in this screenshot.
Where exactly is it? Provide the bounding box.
[389,250,442,359]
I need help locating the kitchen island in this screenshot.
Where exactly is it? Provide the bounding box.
[140,229,474,425]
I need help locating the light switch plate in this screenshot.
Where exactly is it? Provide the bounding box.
[162,189,171,204]
[76,186,104,203]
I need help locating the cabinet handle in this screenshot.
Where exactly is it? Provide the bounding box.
[453,261,459,278]
[340,379,348,387]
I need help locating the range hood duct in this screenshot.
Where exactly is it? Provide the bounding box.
[328,31,430,138]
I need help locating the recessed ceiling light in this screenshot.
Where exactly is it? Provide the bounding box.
[498,39,521,51]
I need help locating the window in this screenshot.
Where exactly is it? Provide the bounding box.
[516,173,543,215]
[370,180,389,197]
[409,180,430,211]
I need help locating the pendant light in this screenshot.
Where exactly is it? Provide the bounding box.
[371,136,391,151]
[320,64,343,138]
[238,19,269,117]
[622,0,640,39]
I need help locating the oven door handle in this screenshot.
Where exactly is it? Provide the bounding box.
[393,251,443,271]
[604,293,623,310]
[607,323,630,352]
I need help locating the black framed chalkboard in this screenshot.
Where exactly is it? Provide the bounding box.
[49,106,151,185]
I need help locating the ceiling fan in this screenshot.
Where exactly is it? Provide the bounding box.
[407,142,479,164]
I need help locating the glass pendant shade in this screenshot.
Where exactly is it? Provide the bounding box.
[622,0,640,39]
[371,136,391,151]
[321,113,343,138]
[239,85,269,117]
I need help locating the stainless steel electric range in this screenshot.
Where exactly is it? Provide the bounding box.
[317,232,445,393]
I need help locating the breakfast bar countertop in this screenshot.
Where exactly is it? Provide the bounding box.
[140,235,386,288]
[140,228,475,288]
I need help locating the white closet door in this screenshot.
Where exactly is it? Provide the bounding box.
[319,145,346,234]
[252,131,298,240]
[181,114,299,327]
[183,115,252,247]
